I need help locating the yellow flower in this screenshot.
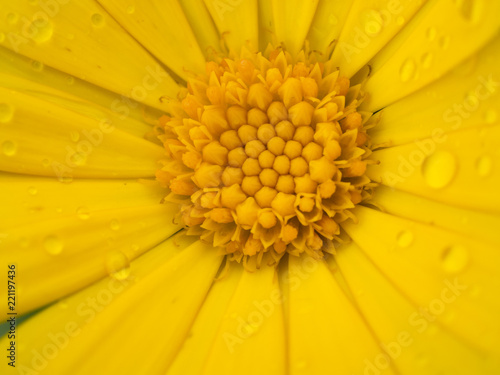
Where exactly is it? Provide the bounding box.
[1,1,499,374]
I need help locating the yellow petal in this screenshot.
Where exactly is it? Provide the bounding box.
[0,46,156,138]
[97,0,206,80]
[363,0,500,111]
[258,0,275,50]
[335,241,500,374]
[167,265,244,375]
[287,255,397,375]
[306,0,354,54]
[0,178,181,313]
[0,88,164,179]
[201,264,286,375]
[367,124,500,212]
[0,1,180,111]
[370,32,500,147]
[370,185,500,247]
[271,0,319,57]
[0,238,222,374]
[204,0,259,51]
[331,0,426,77]
[342,206,500,355]
[179,0,222,56]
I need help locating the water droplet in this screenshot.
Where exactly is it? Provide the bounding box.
[42,158,50,167]
[362,10,383,36]
[0,103,14,123]
[28,186,37,195]
[69,151,87,166]
[441,245,469,274]
[69,131,80,142]
[483,109,497,124]
[76,206,90,220]
[2,140,17,156]
[426,27,436,42]
[110,219,120,231]
[43,235,64,255]
[457,0,483,23]
[439,36,450,50]
[105,251,131,280]
[422,151,457,189]
[31,60,44,72]
[91,13,105,28]
[397,230,414,248]
[60,176,73,184]
[6,13,19,25]
[29,17,54,43]
[126,5,136,14]
[58,300,69,310]
[399,59,417,82]
[476,155,492,177]
[421,52,433,69]
[66,76,75,85]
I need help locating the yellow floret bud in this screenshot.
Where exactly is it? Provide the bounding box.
[245,139,266,158]
[258,210,277,229]
[220,130,243,150]
[344,159,367,177]
[247,82,273,111]
[294,174,318,194]
[301,77,318,98]
[323,139,342,161]
[289,157,309,177]
[259,168,279,188]
[297,195,316,213]
[247,108,268,127]
[281,223,298,242]
[236,197,260,229]
[211,208,234,223]
[193,163,222,188]
[202,141,228,165]
[200,106,228,136]
[258,150,275,168]
[242,158,262,176]
[222,167,244,186]
[288,101,315,126]
[273,155,290,175]
[302,142,323,163]
[271,192,296,217]
[257,124,276,144]
[341,112,362,131]
[317,215,339,238]
[293,126,314,147]
[275,175,295,194]
[254,186,278,208]
[226,105,247,129]
[267,101,288,125]
[221,184,247,209]
[238,124,257,144]
[284,140,303,160]
[228,147,247,167]
[267,137,286,156]
[241,176,263,195]
[275,120,295,141]
[278,77,302,108]
[318,180,336,199]
[309,157,337,183]
[314,122,340,146]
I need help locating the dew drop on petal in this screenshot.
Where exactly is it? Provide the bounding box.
[421,53,433,69]
[69,131,80,142]
[30,18,54,43]
[43,235,64,255]
[66,76,75,85]
[362,10,383,36]
[457,0,483,23]
[6,13,19,25]
[396,230,414,248]
[441,245,469,274]
[91,13,105,28]
[31,60,44,72]
[439,36,450,50]
[28,186,37,196]
[399,59,417,82]
[475,155,492,177]
[42,158,50,167]
[126,5,136,14]
[0,103,14,123]
[76,206,90,220]
[105,251,131,280]
[110,219,120,231]
[422,151,457,189]
[483,109,497,124]
[328,14,338,26]
[2,140,17,156]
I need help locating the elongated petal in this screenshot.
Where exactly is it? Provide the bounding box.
[0,1,180,111]
[367,124,500,212]
[97,0,206,81]
[342,206,500,355]
[363,0,500,111]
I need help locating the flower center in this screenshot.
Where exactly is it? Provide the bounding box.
[157,48,374,264]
